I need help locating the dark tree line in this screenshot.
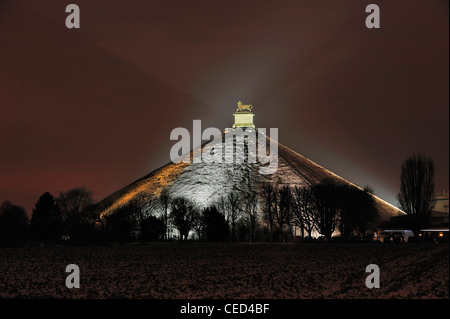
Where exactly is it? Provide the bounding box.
[0,155,435,245]
[0,187,100,246]
[261,179,378,242]
[397,154,435,236]
[0,181,380,245]
[0,201,28,245]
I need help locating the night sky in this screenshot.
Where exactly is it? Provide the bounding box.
[0,0,448,214]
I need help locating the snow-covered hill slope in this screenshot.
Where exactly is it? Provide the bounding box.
[97,130,403,222]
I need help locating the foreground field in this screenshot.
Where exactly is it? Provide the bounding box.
[0,243,448,299]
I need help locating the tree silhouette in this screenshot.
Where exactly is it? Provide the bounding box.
[29,192,63,242]
[354,187,378,236]
[58,187,96,224]
[192,209,204,241]
[0,201,28,245]
[243,192,259,242]
[57,187,97,243]
[170,197,197,242]
[201,205,229,242]
[128,194,157,240]
[338,185,378,240]
[311,179,341,241]
[159,188,171,240]
[292,186,316,239]
[223,192,242,242]
[104,203,137,242]
[338,185,360,239]
[140,215,165,241]
[397,154,435,236]
[261,183,276,241]
[277,185,293,241]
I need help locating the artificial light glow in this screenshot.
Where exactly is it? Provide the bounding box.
[99,160,189,218]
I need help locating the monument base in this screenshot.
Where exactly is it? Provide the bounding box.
[232,111,255,128]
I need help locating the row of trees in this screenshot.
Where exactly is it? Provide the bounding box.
[261,179,378,241]
[101,178,378,243]
[0,187,97,245]
[0,153,434,245]
[99,153,435,243]
[397,154,435,236]
[0,179,378,245]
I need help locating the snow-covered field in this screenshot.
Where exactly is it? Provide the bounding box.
[0,243,447,299]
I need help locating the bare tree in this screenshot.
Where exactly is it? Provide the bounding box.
[57,186,96,224]
[104,202,138,242]
[201,205,229,242]
[238,166,260,242]
[0,201,28,244]
[261,183,276,241]
[192,209,204,241]
[277,185,293,241]
[225,192,242,242]
[311,179,341,241]
[128,193,156,239]
[355,188,378,237]
[170,197,198,242]
[57,187,97,242]
[397,154,435,236]
[159,188,171,240]
[292,186,316,239]
[243,192,260,242]
[337,185,379,240]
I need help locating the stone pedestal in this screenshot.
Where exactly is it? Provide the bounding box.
[232,111,255,128]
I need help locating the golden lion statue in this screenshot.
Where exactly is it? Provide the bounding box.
[236,101,253,112]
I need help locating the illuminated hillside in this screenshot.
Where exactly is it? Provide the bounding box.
[96,131,403,223]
